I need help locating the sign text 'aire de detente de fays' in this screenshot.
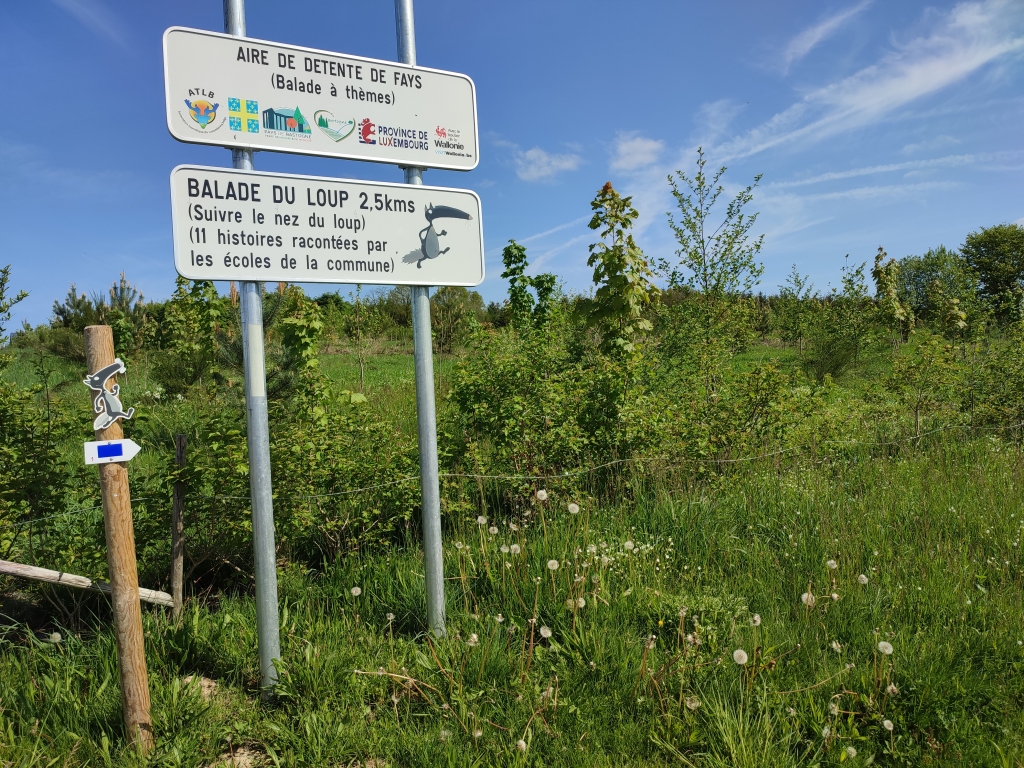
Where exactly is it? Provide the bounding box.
[170,165,483,286]
[163,27,478,171]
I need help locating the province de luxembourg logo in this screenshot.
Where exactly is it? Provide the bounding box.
[228,98,259,134]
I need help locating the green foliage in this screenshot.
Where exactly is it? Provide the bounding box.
[961,223,1024,321]
[897,245,985,330]
[801,260,874,384]
[579,182,659,358]
[871,246,914,349]
[500,240,559,331]
[431,285,484,354]
[776,265,817,353]
[0,265,28,372]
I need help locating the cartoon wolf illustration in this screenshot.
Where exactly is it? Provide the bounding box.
[83,359,135,431]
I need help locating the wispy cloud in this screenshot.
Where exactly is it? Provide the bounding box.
[782,0,872,73]
[52,0,129,50]
[610,132,665,172]
[485,215,591,257]
[718,0,1024,161]
[494,140,582,182]
[902,134,960,154]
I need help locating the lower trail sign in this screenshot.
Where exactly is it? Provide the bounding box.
[170,165,484,287]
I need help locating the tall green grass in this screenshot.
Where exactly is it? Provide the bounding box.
[1,435,1021,766]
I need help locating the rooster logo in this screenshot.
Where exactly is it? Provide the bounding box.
[358,118,376,144]
[185,99,219,129]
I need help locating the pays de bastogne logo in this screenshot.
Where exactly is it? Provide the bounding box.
[179,88,225,133]
[358,118,376,145]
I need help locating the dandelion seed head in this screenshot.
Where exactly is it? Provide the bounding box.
[386,613,395,622]
[439,729,451,742]
[751,614,761,627]
[829,702,839,715]
[535,489,548,502]
[826,559,838,570]
[473,728,483,739]
[786,707,797,717]
[350,586,362,597]
[577,597,586,608]
[886,683,899,695]
[568,503,580,514]
[500,545,509,554]
[845,746,857,758]
[510,544,521,555]
[477,515,487,526]
[455,541,464,550]
[822,725,830,738]
[624,540,635,551]
[801,593,816,607]
[467,633,479,647]
[878,641,894,656]
[488,526,498,535]
[831,593,840,602]
[733,648,749,665]
[495,614,504,623]
[539,626,552,639]
[516,739,527,752]
[685,696,701,711]
[883,719,894,731]
[858,574,869,585]
[547,559,559,571]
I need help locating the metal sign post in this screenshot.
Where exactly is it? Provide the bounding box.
[224,0,281,696]
[395,0,446,638]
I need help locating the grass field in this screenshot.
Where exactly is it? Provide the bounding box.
[2,349,1023,767]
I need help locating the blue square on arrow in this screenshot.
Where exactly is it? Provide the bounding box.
[97,444,123,458]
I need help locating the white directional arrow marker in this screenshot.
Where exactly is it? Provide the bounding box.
[84,439,142,465]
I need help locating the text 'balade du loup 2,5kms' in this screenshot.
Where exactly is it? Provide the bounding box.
[170,165,484,287]
[163,27,478,171]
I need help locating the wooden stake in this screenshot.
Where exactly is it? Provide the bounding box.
[84,325,154,754]
[171,434,186,620]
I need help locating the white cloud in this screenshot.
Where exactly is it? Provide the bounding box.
[694,100,745,143]
[902,134,960,153]
[716,0,1024,161]
[610,132,665,172]
[512,146,582,182]
[52,0,129,50]
[782,0,873,73]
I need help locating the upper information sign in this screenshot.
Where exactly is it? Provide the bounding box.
[163,27,478,170]
[170,165,483,286]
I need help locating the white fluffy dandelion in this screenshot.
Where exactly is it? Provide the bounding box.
[831,593,840,602]
[878,641,894,655]
[845,746,857,759]
[751,614,761,627]
[477,515,487,525]
[500,545,509,554]
[568,503,580,514]
[685,696,701,711]
[801,593,816,608]
[883,719,894,731]
[386,613,395,622]
[510,544,521,555]
[535,489,548,501]
[822,725,830,738]
[539,626,552,639]
[516,739,527,752]
[733,648,749,665]
[350,586,362,597]
[826,559,838,570]
[886,683,899,695]
[467,633,479,647]
[495,614,505,623]
[830,640,842,652]
[488,526,498,535]
[858,574,869,585]
[624,541,635,551]
[473,728,483,739]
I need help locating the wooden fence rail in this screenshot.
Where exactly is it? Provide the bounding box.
[0,559,174,608]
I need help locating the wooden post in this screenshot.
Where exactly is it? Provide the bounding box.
[84,325,154,754]
[171,434,186,620]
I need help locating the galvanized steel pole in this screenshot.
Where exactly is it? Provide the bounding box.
[395,0,446,638]
[224,0,281,694]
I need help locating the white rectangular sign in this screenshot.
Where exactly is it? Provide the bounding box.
[163,27,478,170]
[85,439,141,465]
[170,165,484,286]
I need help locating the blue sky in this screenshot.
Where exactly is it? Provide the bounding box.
[3,0,1024,325]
